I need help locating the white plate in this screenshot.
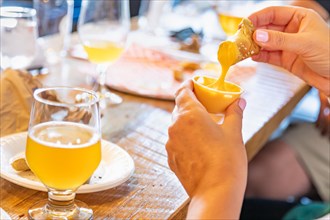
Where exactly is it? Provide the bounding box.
[0,132,135,194]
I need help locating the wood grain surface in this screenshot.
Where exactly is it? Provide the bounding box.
[0,42,310,219]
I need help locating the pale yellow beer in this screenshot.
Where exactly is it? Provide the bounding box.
[26,121,101,190]
[83,40,124,64]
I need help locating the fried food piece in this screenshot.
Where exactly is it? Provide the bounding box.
[10,152,30,172]
[180,61,201,72]
[173,68,185,82]
[235,18,260,61]
[219,18,260,65]
[172,61,201,82]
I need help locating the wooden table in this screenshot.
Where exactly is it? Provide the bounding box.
[1,41,310,219]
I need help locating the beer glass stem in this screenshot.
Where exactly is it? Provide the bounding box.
[97,63,109,89]
[96,63,123,106]
[28,189,93,219]
[46,190,78,216]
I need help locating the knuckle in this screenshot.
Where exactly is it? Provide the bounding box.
[168,109,203,138]
[167,124,177,139]
[165,142,172,155]
[176,111,192,123]
[273,31,285,48]
[167,158,175,170]
[234,106,244,115]
[175,86,190,99]
[174,87,185,97]
[167,156,177,172]
[180,111,198,126]
[305,8,317,17]
[228,103,243,116]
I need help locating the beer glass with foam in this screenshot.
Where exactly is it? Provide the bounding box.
[26,87,101,219]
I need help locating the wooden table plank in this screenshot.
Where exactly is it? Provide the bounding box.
[1,57,309,219]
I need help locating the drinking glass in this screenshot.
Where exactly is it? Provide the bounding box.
[26,87,101,219]
[214,1,244,37]
[138,0,168,34]
[33,0,74,56]
[0,7,38,70]
[78,0,130,106]
[214,1,284,37]
[138,0,205,36]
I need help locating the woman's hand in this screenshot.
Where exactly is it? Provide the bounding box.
[166,80,247,219]
[249,6,330,96]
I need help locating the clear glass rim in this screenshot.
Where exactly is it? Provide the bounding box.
[33,87,99,108]
[0,6,36,18]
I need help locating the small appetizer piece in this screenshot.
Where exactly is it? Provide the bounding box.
[10,152,30,172]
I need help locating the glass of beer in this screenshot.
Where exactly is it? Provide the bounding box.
[214,1,243,37]
[215,1,283,37]
[26,87,101,220]
[78,0,130,107]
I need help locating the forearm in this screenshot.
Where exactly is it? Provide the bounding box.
[187,177,246,219]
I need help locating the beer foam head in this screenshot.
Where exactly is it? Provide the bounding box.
[29,121,100,149]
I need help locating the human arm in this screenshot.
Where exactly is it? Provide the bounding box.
[166,80,247,219]
[248,6,330,96]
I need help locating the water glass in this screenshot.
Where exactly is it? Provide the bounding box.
[33,0,74,56]
[139,0,207,36]
[138,0,168,34]
[0,7,38,70]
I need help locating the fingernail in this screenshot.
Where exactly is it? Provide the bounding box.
[256,30,269,42]
[238,98,246,111]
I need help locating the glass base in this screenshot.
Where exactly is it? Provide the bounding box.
[98,87,123,108]
[28,199,93,220]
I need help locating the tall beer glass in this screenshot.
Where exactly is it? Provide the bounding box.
[26,87,101,219]
[78,0,130,107]
[0,7,38,69]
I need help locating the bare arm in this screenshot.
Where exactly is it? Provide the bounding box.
[166,80,247,219]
